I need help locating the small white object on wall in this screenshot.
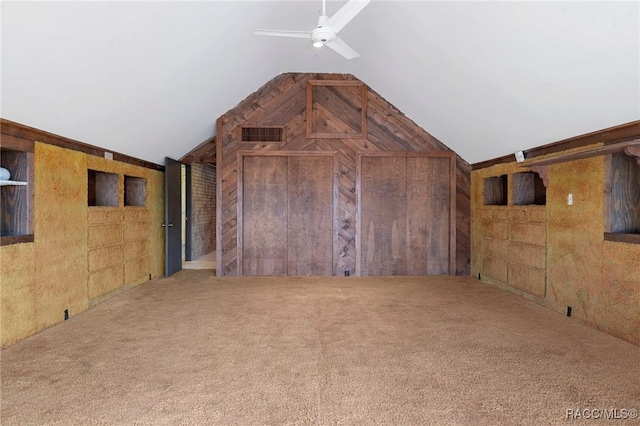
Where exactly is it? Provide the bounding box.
[0,167,11,180]
[514,151,525,163]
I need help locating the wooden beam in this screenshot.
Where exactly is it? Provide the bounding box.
[473,120,640,170]
[523,139,640,167]
[1,119,163,171]
[180,136,216,163]
[1,134,34,152]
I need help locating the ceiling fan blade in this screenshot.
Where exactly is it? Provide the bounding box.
[324,0,370,33]
[253,29,312,38]
[325,36,359,60]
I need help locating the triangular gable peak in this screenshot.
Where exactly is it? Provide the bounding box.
[219,73,460,155]
[216,73,470,278]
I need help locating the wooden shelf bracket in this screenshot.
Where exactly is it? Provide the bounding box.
[529,165,549,188]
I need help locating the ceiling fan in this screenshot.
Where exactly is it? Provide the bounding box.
[253,0,371,60]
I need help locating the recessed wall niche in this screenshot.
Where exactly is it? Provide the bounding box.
[1,141,34,244]
[484,175,508,205]
[513,172,546,205]
[88,170,118,206]
[124,175,146,206]
[607,152,640,234]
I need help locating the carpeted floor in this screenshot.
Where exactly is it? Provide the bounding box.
[2,271,639,425]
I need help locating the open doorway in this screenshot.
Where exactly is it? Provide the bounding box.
[182,163,216,270]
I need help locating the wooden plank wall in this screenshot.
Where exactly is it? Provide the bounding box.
[217,73,471,276]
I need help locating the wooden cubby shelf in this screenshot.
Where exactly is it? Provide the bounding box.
[1,137,34,245]
[88,170,119,207]
[512,172,546,205]
[606,152,640,241]
[124,175,146,207]
[484,175,508,205]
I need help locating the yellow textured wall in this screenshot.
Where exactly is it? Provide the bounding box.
[0,143,164,347]
[34,145,89,331]
[472,146,640,345]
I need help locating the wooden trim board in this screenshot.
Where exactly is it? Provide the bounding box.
[473,120,640,170]
[524,139,640,167]
[1,119,163,171]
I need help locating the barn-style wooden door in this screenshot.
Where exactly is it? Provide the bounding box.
[357,152,456,276]
[239,152,335,276]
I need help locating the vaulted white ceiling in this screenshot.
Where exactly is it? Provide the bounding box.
[2,1,638,165]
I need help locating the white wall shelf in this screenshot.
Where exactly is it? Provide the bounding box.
[0,180,28,186]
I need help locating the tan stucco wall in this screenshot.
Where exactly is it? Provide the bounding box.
[472,146,640,345]
[1,143,164,347]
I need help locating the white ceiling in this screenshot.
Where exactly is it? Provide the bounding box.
[2,1,639,165]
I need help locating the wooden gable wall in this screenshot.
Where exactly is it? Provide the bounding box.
[217,73,470,277]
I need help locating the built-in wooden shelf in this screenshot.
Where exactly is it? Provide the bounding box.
[0,234,34,245]
[523,139,640,167]
[604,233,640,244]
[484,175,508,205]
[1,137,34,245]
[512,172,546,205]
[124,175,146,207]
[605,151,640,243]
[88,170,119,207]
[0,180,28,186]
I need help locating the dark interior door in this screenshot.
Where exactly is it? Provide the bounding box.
[165,157,182,277]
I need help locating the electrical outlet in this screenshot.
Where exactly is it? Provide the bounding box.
[568,194,573,205]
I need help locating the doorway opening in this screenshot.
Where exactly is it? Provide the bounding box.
[182,163,217,271]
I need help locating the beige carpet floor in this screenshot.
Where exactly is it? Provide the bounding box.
[2,272,639,425]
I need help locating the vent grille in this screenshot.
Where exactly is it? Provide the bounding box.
[240,127,283,142]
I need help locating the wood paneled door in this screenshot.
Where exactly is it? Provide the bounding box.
[238,152,336,276]
[357,152,456,276]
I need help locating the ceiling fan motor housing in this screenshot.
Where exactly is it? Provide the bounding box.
[312,27,335,44]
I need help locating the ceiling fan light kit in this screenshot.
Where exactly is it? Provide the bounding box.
[253,0,370,59]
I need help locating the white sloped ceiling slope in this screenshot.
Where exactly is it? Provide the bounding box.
[1,1,638,165]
